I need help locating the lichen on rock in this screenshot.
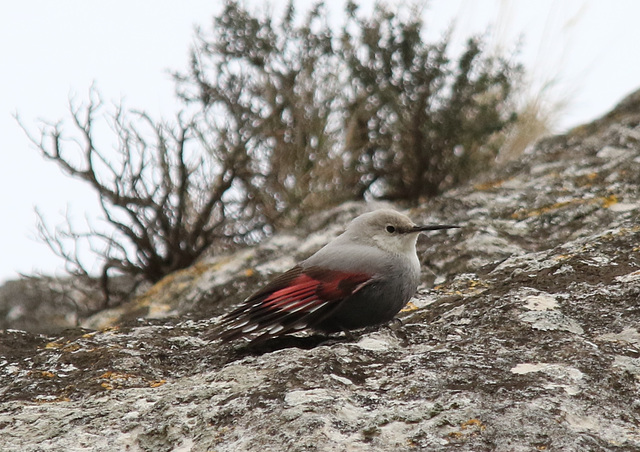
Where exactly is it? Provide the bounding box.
[2,90,640,450]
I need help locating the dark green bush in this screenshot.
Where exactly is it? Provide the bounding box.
[177,0,522,206]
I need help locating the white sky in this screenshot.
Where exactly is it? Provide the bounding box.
[1,0,638,283]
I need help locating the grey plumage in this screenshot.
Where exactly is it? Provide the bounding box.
[210,209,459,342]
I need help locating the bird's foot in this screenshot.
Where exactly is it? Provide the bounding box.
[387,317,404,331]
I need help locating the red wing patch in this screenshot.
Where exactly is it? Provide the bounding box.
[212,266,373,341]
[262,269,370,311]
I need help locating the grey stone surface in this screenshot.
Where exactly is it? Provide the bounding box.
[1,90,640,450]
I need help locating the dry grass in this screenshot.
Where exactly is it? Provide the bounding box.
[478,0,586,163]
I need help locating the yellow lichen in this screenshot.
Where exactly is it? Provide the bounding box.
[461,418,486,431]
[45,342,65,349]
[400,301,419,313]
[511,194,621,219]
[98,371,136,380]
[601,194,618,208]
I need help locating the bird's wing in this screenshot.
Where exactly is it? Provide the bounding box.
[210,265,373,342]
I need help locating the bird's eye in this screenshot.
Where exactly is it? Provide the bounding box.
[385,225,396,233]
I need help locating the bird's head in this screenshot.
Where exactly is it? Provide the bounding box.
[345,209,459,256]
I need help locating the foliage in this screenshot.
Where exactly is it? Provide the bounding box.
[340,2,521,198]
[175,1,347,226]
[177,0,523,202]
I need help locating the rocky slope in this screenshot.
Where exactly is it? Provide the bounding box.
[1,89,640,451]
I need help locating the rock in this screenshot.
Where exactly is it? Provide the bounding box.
[2,90,640,450]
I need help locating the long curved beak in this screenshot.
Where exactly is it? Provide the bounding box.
[411,224,460,233]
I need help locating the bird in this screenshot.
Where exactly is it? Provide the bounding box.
[209,209,459,342]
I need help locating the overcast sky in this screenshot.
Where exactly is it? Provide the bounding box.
[2,0,639,284]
